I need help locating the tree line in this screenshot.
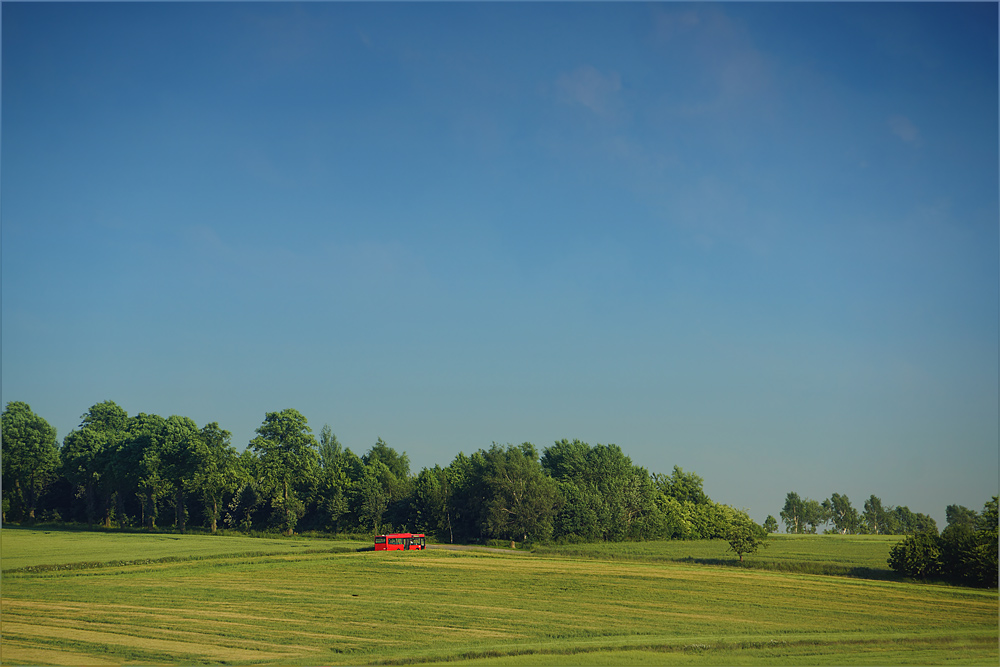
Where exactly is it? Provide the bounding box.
[1,401,762,544]
[769,491,938,535]
[770,490,997,588]
[887,497,998,588]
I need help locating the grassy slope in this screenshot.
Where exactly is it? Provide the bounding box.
[0,525,364,570]
[1,529,997,666]
[532,534,903,578]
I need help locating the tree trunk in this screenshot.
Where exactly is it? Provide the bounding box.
[176,489,186,533]
[211,499,218,534]
[85,481,96,528]
[145,491,157,529]
[103,492,113,528]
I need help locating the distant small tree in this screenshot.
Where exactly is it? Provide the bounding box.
[763,515,778,533]
[726,519,768,562]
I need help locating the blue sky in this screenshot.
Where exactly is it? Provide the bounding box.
[3,2,997,527]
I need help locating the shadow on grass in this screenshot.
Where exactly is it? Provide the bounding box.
[675,556,900,581]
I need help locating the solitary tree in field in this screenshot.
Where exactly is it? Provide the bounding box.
[726,520,768,562]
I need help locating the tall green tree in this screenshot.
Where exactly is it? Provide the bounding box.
[160,415,202,532]
[362,438,413,529]
[863,495,888,535]
[315,425,351,533]
[249,409,319,534]
[1,402,60,522]
[803,498,828,534]
[128,413,171,529]
[780,492,805,534]
[946,505,979,532]
[412,465,454,541]
[191,422,238,533]
[545,440,667,541]
[362,437,410,480]
[60,428,106,527]
[480,443,558,543]
[823,493,859,534]
[659,466,709,505]
[61,401,130,527]
[355,460,391,534]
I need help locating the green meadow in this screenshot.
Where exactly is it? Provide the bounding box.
[532,534,902,578]
[1,529,997,666]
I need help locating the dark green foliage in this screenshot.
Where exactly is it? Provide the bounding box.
[249,409,320,534]
[726,519,769,562]
[946,504,979,532]
[411,465,454,541]
[863,495,889,535]
[823,494,859,534]
[362,438,410,480]
[9,397,992,592]
[192,423,238,533]
[2,401,60,522]
[657,465,709,505]
[781,491,937,537]
[888,496,998,588]
[544,440,666,541]
[888,531,941,579]
[780,492,805,534]
[481,443,558,543]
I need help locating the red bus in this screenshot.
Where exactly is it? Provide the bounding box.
[374,533,426,551]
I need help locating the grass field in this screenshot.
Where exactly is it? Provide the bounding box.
[0,525,364,571]
[2,528,997,666]
[532,534,904,578]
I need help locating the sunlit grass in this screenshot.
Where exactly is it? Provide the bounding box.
[531,534,905,578]
[0,525,364,571]
[2,529,996,666]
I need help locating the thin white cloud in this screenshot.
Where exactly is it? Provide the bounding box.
[653,9,700,42]
[651,7,774,118]
[889,115,921,144]
[555,65,622,117]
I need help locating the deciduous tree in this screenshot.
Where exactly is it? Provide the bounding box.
[1,402,60,522]
[481,443,558,543]
[726,517,768,562]
[823,493,859,534]
[250,409,319,534]
[780,492,805,534]
[863,495,888,535]
[192,422,238,533]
